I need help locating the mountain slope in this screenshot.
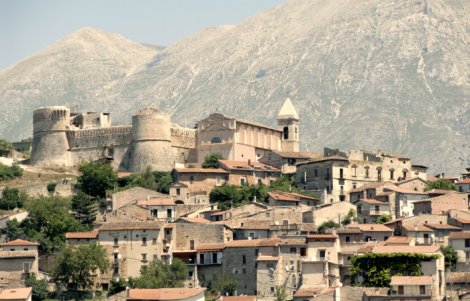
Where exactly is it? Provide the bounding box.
[0,27,159,139]
[1,0,469,174]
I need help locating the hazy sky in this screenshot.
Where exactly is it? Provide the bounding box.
[0,0,285,69]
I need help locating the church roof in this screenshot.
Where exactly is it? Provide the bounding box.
[277,98,299,120]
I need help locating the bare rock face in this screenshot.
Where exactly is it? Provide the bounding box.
[1,0,469,173]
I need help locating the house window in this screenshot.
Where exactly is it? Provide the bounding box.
[114,238,119,246]
[176,188,180,196]
[211,137,222,144]
[314,169,318,177]
[167,209,172,218]
[240,178,246,186]
[365,166,369,178]
[141,253,147,262]
[389,168,394,180]
[257,179,262,185]
[249,232,255,238]
[420,285,425,295]
[466,252,470,264]
[403,170,407,179]
[319,250,326,259]
[351,165,357,177]
[243,268,246,274]
[465,239,470,248]
[200,254,205,265]
[377,168,382,181]
[242,255,246,264]
[142,237,147,246]
[271,287,275,293]
[190,176,195,184]
[290,247,296,254]
[190,240,195,250]
[216,176,221,186]
[23,262,30,273]
[212,253,218,264]
[460,186,464,192]
[151,209,158,217]
[283,127,289,139]
[152,238,157,245]
[345,236,350,243]
[300,248,307,256]
[339,168,344,179]
[113,266,119,275]
[398,285,404,295]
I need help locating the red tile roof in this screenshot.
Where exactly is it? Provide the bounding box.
[372,245,441,254]
[65,231,98,239]
[385,236,414,244]
[0,287,32,300]
[175,168,228,174]
[257,256,279,261]
[0,239,39,246]
[219,296,256,301]
[100,222,160,231]
[347,224,393,232]
[178,217,211,224]
[137,198,176,206]
[456,178,470,184]
[356,198,387,205]
[218,160,280,172]
[268,192,298,202]
[196,243,225,252]
[307,234,337,241]
[390,276,433,285]
[449,232,470,240]
[127,288,205,300]
[402,224,434,232]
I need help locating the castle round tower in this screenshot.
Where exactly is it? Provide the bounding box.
[30,106,72,166]
[128,108,173,172]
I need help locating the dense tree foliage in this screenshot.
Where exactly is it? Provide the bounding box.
[351,253,439,287]
[0,187,27,209]
[202,153,223,168]
[0,164,23,181]
[269,175,301,193]
[442,246,458,270]
[129,259,187,288]
[117,167,172,194]
[77,161,117,198]
[25,273,49,301]
[7,195,87,253]
[317,220,340,234]
[276,286,288,301]
[376,214,392,224]
[214,274,237,296]
[71,191,98,228]
[424,179,455,192]
[210,184,269,210]
[53,243,109,291]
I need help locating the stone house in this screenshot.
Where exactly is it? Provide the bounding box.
[455,178,470,193]
[65,230,99,245]
[232,220,271,240]
[379,184,428,218]
[136,198,177,221]
[345,224,393,242]
[425,223,462,245]
[349,182,382,203]
[195,243,224,289]
[0,287,32,301]
[449,209,470,231]
[400,224,435,245]
[259,150,320,175]
[296,148,427,204]
[97,222,161,287]
[325,228,363,244]
[396,177,428,193]
[354,198,391,224]
[0,240,39,284]
[449,232,470,271]
[389,276,433,300]
[126,288,206,301]
[413,193,468,215]
[107,187,167,212]
[171,168,229,204]
[218,160,281,187]
[209,203,268,222]
[267,191,320,207]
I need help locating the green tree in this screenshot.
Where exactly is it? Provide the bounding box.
[53,243,109,291]
[318,220,340,234]
[376,214,392,224]
[341,209,358,226]
[442,246,458,271]
[9,195,86,253]
[78,161,117,198]
[71,191,98,228]
[215,274,237,296]
[0,139,14,157]
[269,175,301,193]
[46,182,57,194]
[424,179,455,192]
[6,219,26,241]
[202,153,223,168]
[0,187,27,210]
[130,258,187,288]
[210,184,244,210]
[153,171,173,194]
[25,273,49,301]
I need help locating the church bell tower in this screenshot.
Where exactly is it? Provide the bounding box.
[277,98,300,152]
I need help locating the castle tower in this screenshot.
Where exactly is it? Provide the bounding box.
[128,108,173,172]
[30,106,72,166]
[277,98,300,152]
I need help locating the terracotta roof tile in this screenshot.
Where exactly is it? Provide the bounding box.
[347,224,393,232]
[137,198,175,206]
[456,178,470,184]
[100,222,160,231]
[175,168,228,174]
[218,160,280,172]
[355,198,388,205]
[65,231,98,239]
[391,276,433,285]
[426,223,462,230]
[178,217,211,224]
[196,243,225,252]
[449,232,470,239]
[385,236,414,244]
[219,297,256,301]
[402,224,434,232]
[372,245,441,254]
[307,234,337,241]
[0,239,39,246]
[257,256,279,261]
[0,287,32,300]
[127,288,205,300]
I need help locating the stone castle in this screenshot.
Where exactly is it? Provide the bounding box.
[30,98,300,172]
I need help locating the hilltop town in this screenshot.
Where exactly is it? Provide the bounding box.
[0,99,469,301]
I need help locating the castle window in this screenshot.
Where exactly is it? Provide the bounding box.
[351,165,357,177]
[283,127,289,140]
[211,137,222,144]
[389,168,395,180]
[365,166,370,178]
[377,168,382,181]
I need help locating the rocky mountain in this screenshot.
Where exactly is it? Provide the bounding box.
[1,0,469,174]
